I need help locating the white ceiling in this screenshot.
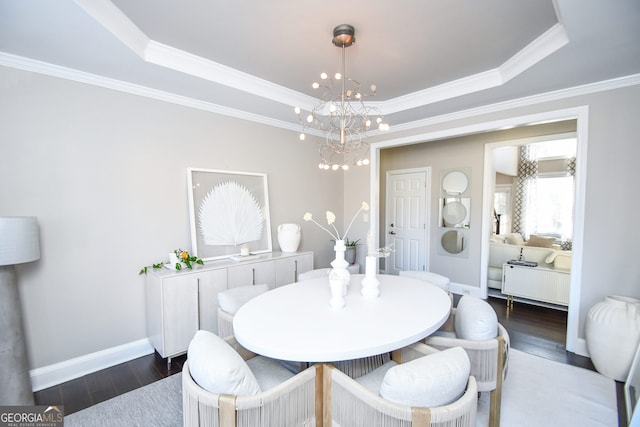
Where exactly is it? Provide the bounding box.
[1,0,639,134]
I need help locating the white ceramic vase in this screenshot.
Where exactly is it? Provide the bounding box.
[330,240,351,294]
[585,295,640,381]
[277,223,301,253]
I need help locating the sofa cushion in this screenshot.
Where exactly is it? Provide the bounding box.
[526,234,556,248]
[218,284,269,314]
[187,330,261,395]
[489,242,555,269]
[545,250,572,270]
[455,295,498,340]
[504,233,524,246]
[380,347,470,407]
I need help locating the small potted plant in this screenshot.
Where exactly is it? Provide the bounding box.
[344,238,360,265]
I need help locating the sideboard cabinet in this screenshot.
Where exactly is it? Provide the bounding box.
[502,263,570,307]
[145,251,313,362]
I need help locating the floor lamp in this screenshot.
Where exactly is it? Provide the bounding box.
[0,216,40,405]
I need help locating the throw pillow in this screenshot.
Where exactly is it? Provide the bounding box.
[217,284,269,314]
[380,347,470,407]
[504,233,525,246]
[455,295,498,340]
[187,330,261,395]
[526,234,556,248]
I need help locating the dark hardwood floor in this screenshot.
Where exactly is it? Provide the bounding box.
[34,297,625,425]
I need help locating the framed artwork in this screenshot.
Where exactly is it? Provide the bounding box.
[187,168,272,260]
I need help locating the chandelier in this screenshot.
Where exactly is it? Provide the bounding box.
[295,24,389,171]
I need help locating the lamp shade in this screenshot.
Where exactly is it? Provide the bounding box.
[0,216,40,266]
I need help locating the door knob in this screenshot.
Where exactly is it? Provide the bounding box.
[389,231,396,235]
[390,223,394,227]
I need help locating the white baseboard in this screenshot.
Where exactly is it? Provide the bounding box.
[30,338,155,391]
[573,337,589,358]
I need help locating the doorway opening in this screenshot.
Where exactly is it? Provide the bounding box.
[369,106,589,355]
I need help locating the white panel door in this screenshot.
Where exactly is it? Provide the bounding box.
[385,169,430,275]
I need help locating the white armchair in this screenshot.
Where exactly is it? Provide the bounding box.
[182,331,319,427]
[425,296,510,427]
[324,342,478,427]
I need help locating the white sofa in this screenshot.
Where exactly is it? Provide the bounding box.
[488,234,572,290]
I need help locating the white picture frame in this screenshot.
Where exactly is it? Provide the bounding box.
[187,168,272,260]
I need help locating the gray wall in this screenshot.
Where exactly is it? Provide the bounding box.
[2,62,639,371]
[0,66,344,370]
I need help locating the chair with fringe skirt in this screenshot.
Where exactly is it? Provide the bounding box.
[323,342,478,427]
[182,332,320,427]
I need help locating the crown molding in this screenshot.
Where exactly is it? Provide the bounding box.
[377,69,502,115]
[1,51,638,138]
[379,23,569,115]
[73,0,570,115]
[74,0,148,57]
[0,52,299,132]
[499,23,569,82]
[387,73,640,134]
[144,40,314,110]
[74,0,316,110]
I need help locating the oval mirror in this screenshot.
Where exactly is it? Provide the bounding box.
[441,230,465,254]
[442,171,468,195]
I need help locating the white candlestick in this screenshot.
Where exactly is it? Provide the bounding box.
[365,255,377,276]
[361,255,380,298]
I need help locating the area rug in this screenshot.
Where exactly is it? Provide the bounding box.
[65,373,182,426]
[476,349,618,427]
[66,349,618,426]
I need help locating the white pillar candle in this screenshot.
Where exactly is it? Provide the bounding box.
[240,245,250,256]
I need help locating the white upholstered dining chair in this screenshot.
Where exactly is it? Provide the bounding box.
[424,295,510,427]
[398,270,451,293]
[324,342,478,427]
[217,284,269,338]
[182,330,320,427]
[297,267,331,282]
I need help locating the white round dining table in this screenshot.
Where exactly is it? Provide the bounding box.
[233,274,452,362]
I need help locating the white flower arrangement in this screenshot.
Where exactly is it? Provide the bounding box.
[303,202,369,241]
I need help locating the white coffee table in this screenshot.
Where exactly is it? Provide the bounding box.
[233,274,451,362]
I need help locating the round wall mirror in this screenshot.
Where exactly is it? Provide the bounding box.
[442,171,468,195]
[442,201,468,227]
[441,230,465,254]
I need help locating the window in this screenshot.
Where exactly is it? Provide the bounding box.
[524,174,574,240]
[519,137,576,244]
